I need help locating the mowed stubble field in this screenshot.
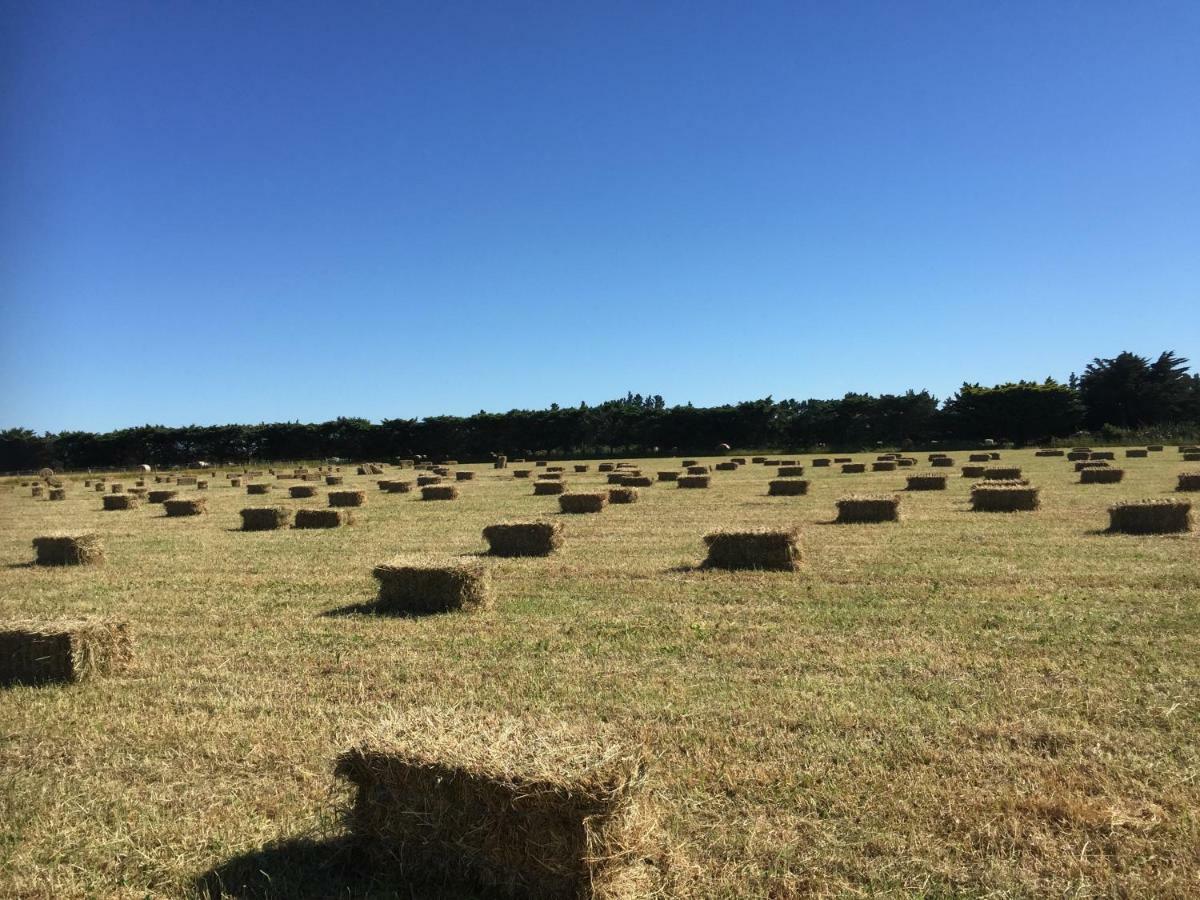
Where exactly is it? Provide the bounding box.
[1,450,1198,899]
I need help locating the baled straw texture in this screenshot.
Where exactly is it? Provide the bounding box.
[0,619,131,685]
[656,471,679,482]
[607,487,639,504]
[329,490,367,507]
[295,508,350,528]
[1176,472,1200,492]
[835,496,901,524]
[906,474,947,491]
[971,482,1040,512]
[768,479,808,496]
[372,556,492,614]
[164,497,207,516]
[560,492,607,514]
[32,533,105,566]
[777,466,805,477]
[703,529,800,571]
[483,521,564,557]
[240,507,292,531]
[289,485,318,498]
[147,489,177,504]
[1107,500,1192,534]
[1080,468,1125,484]
[421,485,460,501]
[676,475,710,489]
[103,493,139,510]
[841,463,866,474]
[533,481,566,496]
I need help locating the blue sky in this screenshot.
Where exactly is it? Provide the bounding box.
[2,1,1197,433]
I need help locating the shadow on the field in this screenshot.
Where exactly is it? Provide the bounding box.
[320,600,384,617]
[194,834,495,899]
[3,561,36,569]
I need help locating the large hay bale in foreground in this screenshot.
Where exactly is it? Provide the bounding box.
[33,533,105,566]
[240,507,292,531]
[768,478,808,496]
[483,521,563,557]
[703,528,800,571]
[1080,467,1124,484]
[656,471,679,482]
[330,490,367,507]
[164,497,207,516]
[103,493,139,510]
[0,619,131,685]
[983,467,1022,480]
[1108,500,1192,534]
[906,474,947,491]
[334,709,649,897]
[677,475,710,489]
[372,557,491,614]
[777,465,805,477]
[295,508,351,529]
[559,492,607,514]
[971,482,1040,512]
[289,485,318,498]
[1177,472,1200,492]
[835,496,901,523]
[533,480,566,496]
[608,487,639,504]
[421,485,460,501]
[841,463,866,474]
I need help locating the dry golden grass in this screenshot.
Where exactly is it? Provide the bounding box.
[1,450,1199,898]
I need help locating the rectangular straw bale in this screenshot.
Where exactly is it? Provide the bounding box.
[983,467,1022,480]
[1067,451,1090,461]
[537,472,563,481]
[703,528,800,571]
[1108,500,1192,534]
[103,493,139,510]
[833,457,852,463]
[606,473,628,484]
[1090,451,1115,460]
[906,474,947,491]
[148,489,177,504]
[812,458,831,467]
[657,471,680,481]
[1081,467,1125,484]
[421,485,459,501]
[768,478,809,496]
[0,619,131,685]
[1125,449,1148,458]
[677,475,710,488]
[930,457,955,467]
[871,462,897,472]
[835,495,901,523]
[608,487,639,504]
[385,480,413,494]
[455,471,476,481]
[841,463,866,474]
[969,453,991,462]
[681,459,698,467]
[621,475,654,487]
[1075,461,1110,472]
[32,533,105,566]
[289,485,318,498]
[164,497,207,516]
[897,458,917,467]
[533,481,566,495]
[731,457,747,465]
[1147,445,1164,452]
[559,492,607,513]
[110,483,124,493]
[333,709,649,897]
[1177,472,1200,492]
[573,465,589,473]
[751,456,766,463]
[371,557,491,614]
[715,461,739,471]
[48,488,66,500]
[246,483,271,495]
[294,508,351,528]
[777,466,805,477]
[970,483,1040,512]
[483,521,563,556]
[597,463,615,472]
[240,507,292,531]
[326,475,344,485]
[329,490,367,507]
[512,470,532,479]
[1036,449,1065,456]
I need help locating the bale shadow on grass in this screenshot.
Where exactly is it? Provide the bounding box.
[3,561,36,570]
[194,835,497,899]
[319,600,455,619]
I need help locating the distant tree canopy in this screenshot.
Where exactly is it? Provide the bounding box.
[3,352,1198,470]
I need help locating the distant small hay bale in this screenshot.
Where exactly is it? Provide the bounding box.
[377,480,396,491]
[1125,449,1148,458]
[622,475,654,487]
[110,483,125,493]
[834,457,852,463]
[325,475,344,485]
[455,471,476,481]
[127,487,147,497]
[1072,447,1092,453]
[147,490,177,504]
[511,458,526,463]
[768,478,809,496]
[1185,452,1200,462]
[135,479,146,487]
[715,461,739,471]
[546,466,565,473]
[812,458,831,467]
[384,480,413,494]
[493,456,507,469]
[871,462,897,472]
[962,465,987,478]
[657,471,680,481]
[512,469,532,479]
[533,481,566,495]
[779,459,798,466]
[969,453,991,462]
[751,456,766,463]
[196,480,208,489]
[103,493,139,510]
[574,465,589,472]
[176,476,197,485]
[432,467,451,477]
[778,465,805,477]
[1090,451,1116,460]
[535,460,548,467]
[230,478,242,487]
[240,506,291,530]
[164,497,207,516]
[421,485,459,501]
[246,483,271,495]
[841,463,866,474]
[928,454,948,460]
[681,459,698,467]
[31,485,43,497]
[330,490,367,507]
[598,463,615,472]
[1035,449,1065,457]
[440,460,459,467]
[0,619,131,685]
[1175,472,1200,491]
[83,479,92,487]
[731,457,747,465]
[608,486,639,504]
[930,457,955,467]
[559,492,607,513]
[1081,467,1125,484]
[417,475,443,486]
[32,533,105,566]
[876,454,897,461]
[762,459,781,466]
[906,474,947,491]
[989,452,1001,460]
[295,508,351,529]
[983,467,1022,480]
[606,473,627,485]
[1075,461,1110,472]
[897,458,917,467]
[1108,499,1192,534]
[1148,445,1164,452]
[970,482,1040,512]
[686,465,710,475]
[371,557,491,614]
[703,528,800,571]
[835,495,901,523]
[482,521,563,557]
[1067,451,1090,461]
[289,485,318,498]
[333,709,648,897]
[537,472,563,482]
[48,488,66,501]
[677,474,711,489]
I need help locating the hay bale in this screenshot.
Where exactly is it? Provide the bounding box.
[681,459,698,467]
[685,466,710,475]
[333,709,648,897]
[606,473,627,485]
[537,472,563,481]
[371,557,491,614]
[833,457,852,463]
[1036,449,1065,457]
[196,480,208,489]
[768,478,809,496]
[48,488,66,501]
[328,490,367,507]
[751,456,766,464]
[421,485,459,501]
[970,482,1040,512]
[1090,451,1115,460]
[546,466,565,473]
[483,521,563,557]
[968,453,991,462]
[876,455,897,461]
[897,458,917,467]
[777,465,805,477]
[246,483,271,495]
[928,454,948,460]
[1108,500,1192,534]
[608,487,639,504]
[494,456,507,469]
[455,471,476,482]
[326,475,344,485]
[93,483,104,492]
[385,480,413,494]
[702,528,800,571]
[1080,467,1125,484]
[731,458,747,465]
[533,481,566,496]
[177,476,197,485]
[812,458,831,467]
[147,489,177,504]
[289,485,318,498]
[103,493,139,510]
[841,463,866,474]
[574,465,590,473]
[1125,449,1148,458]
[164,497,207,516]
[1185,452,1200,462]
[1148,445,1164,452]
[295,508,351,529]
[677,475,710,489]
[1075,460,1110,472]
[983,467,1022,480]
[0,619,131,685]
[930,457,955,467]
[240,507,292,531]
[1176,472,1200,492]
[230,478,242,487]
[835,495,901,523]
[432,467,451,477]
[559,492,607,514]
[598,463,615,472]
[1072,447,1092,453]
[110,483,124,493]
[30,485,43,497]
[871,462,897,472]
[535,461,548,467]
[906,474,947,491]
[32,533,105,566]
[621,475,654,488]
[656,471,679,482]
[512,470,532,479]
[1067,451,1090,461]
[715,461,739,471]
[417,475,443,486]
[962,465,987,478]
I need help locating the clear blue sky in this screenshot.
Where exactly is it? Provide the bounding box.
[2,1,1197,433]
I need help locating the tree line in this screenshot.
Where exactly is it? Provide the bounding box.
[3,351,1197,471]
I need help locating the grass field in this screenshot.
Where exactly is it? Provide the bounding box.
[2,451,1198,898]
